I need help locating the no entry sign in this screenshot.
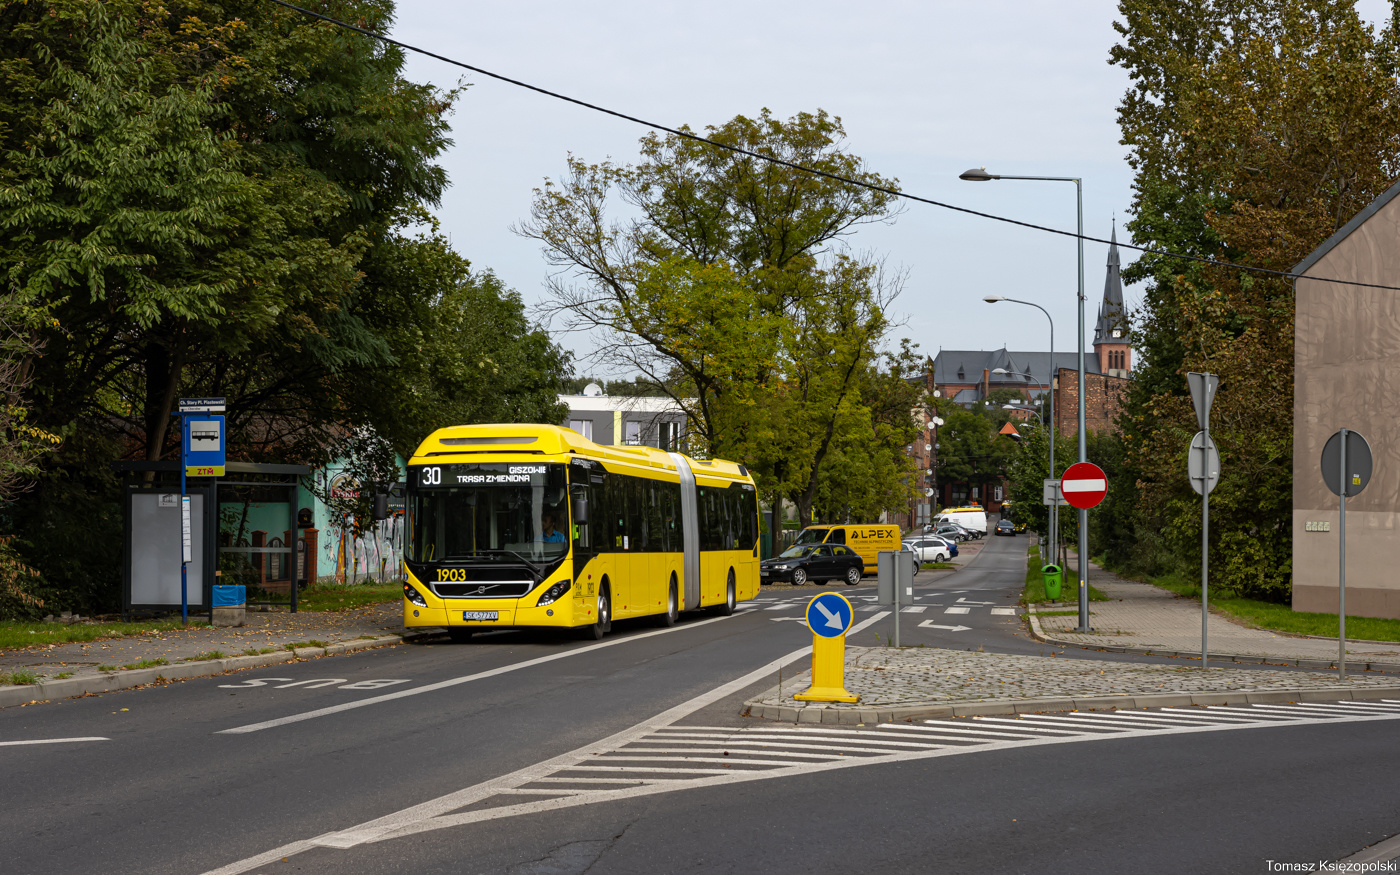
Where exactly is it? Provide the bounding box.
[1060,462,1107,510]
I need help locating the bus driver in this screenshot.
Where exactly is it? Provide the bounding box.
[539,512,566,544]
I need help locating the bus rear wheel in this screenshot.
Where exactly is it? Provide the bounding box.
[657,577,679,627]
[583,583,612,640]
[715,571,737,617]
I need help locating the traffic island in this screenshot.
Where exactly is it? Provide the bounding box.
[742,645,1400,723]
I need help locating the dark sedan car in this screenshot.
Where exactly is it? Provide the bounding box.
[760,544,865,586]
[995,519,1017,536]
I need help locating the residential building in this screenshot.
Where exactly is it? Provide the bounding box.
[1292,178,1400,619]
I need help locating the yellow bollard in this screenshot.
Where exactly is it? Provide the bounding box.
[794,592,858,703]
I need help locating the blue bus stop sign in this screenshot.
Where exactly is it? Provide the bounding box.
[183,415,226,477]
[806,592,854,638]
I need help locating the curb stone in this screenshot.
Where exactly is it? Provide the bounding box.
[743,685,1400,723]
[1024,607,1400,672]
[0,628,447,710]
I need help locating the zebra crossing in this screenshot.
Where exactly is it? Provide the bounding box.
[330,700,1400,839]
[756,593,1019,618]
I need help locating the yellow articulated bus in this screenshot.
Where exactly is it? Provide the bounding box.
[402,424,760,641]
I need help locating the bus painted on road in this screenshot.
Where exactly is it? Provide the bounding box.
[402,424,760,640]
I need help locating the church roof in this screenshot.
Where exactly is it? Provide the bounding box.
[1094,226,1127,345]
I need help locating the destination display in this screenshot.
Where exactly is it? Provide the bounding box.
[410,463,562,488]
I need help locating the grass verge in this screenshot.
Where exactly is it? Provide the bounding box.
[1022,545,1107,605]
[0,619,204,652]
[293,582,402,612]
[1142,569,1400,643]
[0,669,39,685]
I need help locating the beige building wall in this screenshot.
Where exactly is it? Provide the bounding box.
[1294,185,1400,619]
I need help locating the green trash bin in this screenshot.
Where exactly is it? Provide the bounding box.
[1041,564,1062,601]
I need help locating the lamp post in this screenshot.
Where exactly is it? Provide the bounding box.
[968,168,1089,632]
[986,301,1058,569]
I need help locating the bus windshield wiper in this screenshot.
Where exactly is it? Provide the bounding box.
[471,549,543,572]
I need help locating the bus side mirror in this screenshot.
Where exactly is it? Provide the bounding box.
[372,491,389,522]
[571,489,588,525]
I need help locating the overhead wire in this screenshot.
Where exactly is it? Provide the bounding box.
[265,0,1400,294]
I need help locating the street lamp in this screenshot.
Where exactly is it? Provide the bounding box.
[971,162,1087,632]
[984,298,1059,568]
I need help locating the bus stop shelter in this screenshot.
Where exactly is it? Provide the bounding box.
[115,461,310,619]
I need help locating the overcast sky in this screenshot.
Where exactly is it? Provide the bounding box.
[388,1,1393,376]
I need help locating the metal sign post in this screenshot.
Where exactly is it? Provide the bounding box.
[177,397,226,624]
[1060,461,1107,631]
[877,549,916,647]
[1186,373,1219,669]
[1321,428,1373,681]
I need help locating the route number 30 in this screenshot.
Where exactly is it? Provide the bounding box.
[421,466,441,485]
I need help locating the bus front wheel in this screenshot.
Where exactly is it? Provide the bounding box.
[583,583,612,640]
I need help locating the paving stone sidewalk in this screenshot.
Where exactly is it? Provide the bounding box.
[745,645,1400,724]
[0,603,421,708]
[1032,562,1400,669]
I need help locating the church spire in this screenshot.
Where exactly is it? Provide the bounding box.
[1094,224,1126,344]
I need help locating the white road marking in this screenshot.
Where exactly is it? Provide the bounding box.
[218,611,749,735]
[990,608,1016,616]
[200,612,890,874]
[944,607,970,614]
[0,737,108,747]
[204,638,1399,875]
[918,622,970,631]
[901,606,926,613]
[763,605,792,611]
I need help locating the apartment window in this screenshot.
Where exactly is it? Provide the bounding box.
[659,421,680,451]
[568,419,593,441]
[624,420,642,445]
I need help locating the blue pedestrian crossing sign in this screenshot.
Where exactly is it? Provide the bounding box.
[806,592,854,638]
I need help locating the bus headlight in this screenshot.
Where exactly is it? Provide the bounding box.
[536,580,572,607]
[403,582,428,607]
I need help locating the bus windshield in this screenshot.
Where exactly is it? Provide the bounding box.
[407,463,570,565]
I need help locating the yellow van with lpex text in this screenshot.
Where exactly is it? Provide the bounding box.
[790,524,901,575]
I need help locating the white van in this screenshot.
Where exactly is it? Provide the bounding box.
[933,507,987,538]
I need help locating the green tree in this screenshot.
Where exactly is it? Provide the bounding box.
[518,109,909,525]
[0,1,566,610]
[1111,0,1400,598]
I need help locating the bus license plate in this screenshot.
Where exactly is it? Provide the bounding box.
[463,611,498,621]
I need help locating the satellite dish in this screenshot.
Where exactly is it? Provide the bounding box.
[924,487,934,496]
[933,390,942,398]
[582,382,605,397]
[924,444,932,452]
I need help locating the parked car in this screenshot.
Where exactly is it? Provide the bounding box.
[995,519,1017,536]
[790,524,900,575]
[934,506,987,538]
[932,524,972,543]
[760,543,865,586]
[902,537,952,563]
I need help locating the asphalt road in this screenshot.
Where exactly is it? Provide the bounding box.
[2,535,1397,874]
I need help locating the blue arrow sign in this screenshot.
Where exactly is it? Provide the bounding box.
[806,592,854,638]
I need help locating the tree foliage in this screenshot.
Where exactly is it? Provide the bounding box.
[1110,0,1400,598]
[0,0,569,610]
[519,109,917,525]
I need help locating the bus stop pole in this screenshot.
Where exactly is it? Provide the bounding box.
[180,412,188,624]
